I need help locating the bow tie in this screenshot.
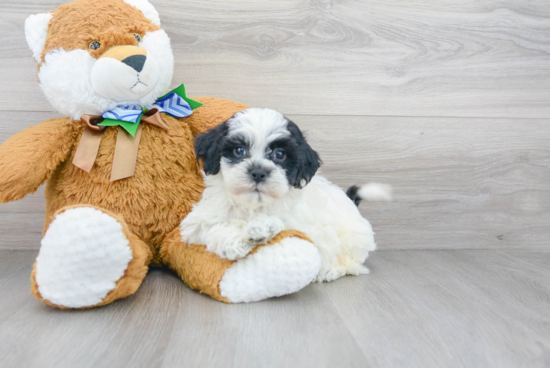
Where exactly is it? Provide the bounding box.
[73,84,202,182]
[99,84,202,137]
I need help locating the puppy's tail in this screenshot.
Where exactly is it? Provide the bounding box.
[346,183,392,206]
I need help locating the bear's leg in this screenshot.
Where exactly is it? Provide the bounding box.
[31,205,151,309]
[161,229,321,303]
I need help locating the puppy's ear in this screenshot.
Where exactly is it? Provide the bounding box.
[286,120,322,188]
[194,121,229,175]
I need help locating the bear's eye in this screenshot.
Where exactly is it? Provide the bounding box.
[133,33,142,43]
[89,41,101,50]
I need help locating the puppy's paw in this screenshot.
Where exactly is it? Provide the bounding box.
[217,238,255,261]
[316,264,370,283]
[316,267,347,283]
[243,215,284,245]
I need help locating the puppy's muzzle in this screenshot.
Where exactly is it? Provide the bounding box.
[249,167,271,184]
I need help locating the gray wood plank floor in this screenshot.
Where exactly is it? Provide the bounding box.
[1,249,548,368]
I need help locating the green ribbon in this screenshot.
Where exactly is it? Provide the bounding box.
[97,84,203,137]
[160,84,204,110]
[98,110,145,137]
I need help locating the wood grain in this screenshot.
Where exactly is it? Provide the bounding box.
[327,249,550,368]
[1,0,550,117]
[293,114,550,251]
[0,249,548,368]
[1,111,548,250]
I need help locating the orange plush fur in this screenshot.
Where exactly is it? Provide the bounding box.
[10,97,248,306]
[40,0,160,65]
[0,98,248,266]
[162,229,314,303]
[0,0,246,307]
[3,0,318,308]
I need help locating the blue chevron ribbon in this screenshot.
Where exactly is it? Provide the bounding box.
[102,105,144,123]
[154,92,193,117]
[98,84,202,136]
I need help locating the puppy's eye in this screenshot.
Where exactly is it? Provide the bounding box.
[133,33,142,43]
[234,146,247,157]
[273,149,286,161]
[89,41,101,50]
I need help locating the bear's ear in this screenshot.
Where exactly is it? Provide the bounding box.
[124,0,161,26]
[25,13,52,63]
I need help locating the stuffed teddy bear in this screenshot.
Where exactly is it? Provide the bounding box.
[0,0,322,308]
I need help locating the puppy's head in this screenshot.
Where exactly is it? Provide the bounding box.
[195,108,321,206]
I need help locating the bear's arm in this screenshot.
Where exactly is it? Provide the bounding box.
[181,97,249,137]
[0,118,77,203]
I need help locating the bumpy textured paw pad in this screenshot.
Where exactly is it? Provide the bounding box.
[219,237,321,303]
[35,207,133,308]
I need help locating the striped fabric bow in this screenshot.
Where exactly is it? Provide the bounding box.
[99,84,200,137]
[73,84,203,182]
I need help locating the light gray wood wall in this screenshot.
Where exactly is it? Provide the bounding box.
[0,0,549,250]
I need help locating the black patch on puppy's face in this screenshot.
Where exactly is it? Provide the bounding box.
[194,121,230,175]
[195,113,321,189]
[271,119,321,189]
[220,134,250,165]
[194,113,253,175]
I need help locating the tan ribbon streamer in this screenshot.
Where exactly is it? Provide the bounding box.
[141,108,170,130]
[109,124,143,182]
[72,115,106,174]
[73,111,169,182]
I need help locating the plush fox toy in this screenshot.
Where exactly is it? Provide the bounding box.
[0,0,322,308]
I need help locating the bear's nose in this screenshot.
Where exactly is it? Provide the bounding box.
[121,55,146,72]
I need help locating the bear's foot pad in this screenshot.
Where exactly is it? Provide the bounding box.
[219,237,321,303]
[35,207,133,308]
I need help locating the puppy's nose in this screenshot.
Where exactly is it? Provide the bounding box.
[121,55,146,72]
[250,167,270,183]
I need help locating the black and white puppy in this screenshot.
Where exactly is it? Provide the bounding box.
[180,108,391,282]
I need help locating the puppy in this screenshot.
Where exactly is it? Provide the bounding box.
[180,108,391,282]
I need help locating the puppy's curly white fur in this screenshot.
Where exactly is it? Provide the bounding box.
[180,108,391,282]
